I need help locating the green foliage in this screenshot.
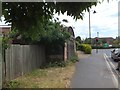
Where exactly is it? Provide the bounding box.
[77,44,86,51]
[8,19,70,45]
[113,39,120,45]
[77,44,92,54]
[92,46,108,49]
[27,69,47,77]
[75,36,82,50]
[84,38,91,44]
[75,36,81,44]
[92,45,120,49]
[9,28,19,38]
[7,81,20,88]
[84,44,92,54]
[101,39,107,44]
[2,2,98,32]
[45,54,79,68]
[45,61,67,68]
[2,2,100,46]
[40,20,70,45]
[2,37,11,49]
[70,54,79,63]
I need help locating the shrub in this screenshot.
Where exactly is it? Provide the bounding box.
[70,54,79,63]
[77,44,86,51]
[92,45,120,49]
[45,61,67,68]
[77,44,92,54]
[84,44,92,54]
[6,81,20,88]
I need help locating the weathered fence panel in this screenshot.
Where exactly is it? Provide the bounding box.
[4,45,46,81]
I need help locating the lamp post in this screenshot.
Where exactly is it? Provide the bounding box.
[96,32,99,53]
[88,9,96,44]
[97,32,99,37]
[89,10,91,43]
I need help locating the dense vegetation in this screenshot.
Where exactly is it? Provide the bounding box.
[2,2,98,30]
[77,44,92,54]
[1,1,106,46]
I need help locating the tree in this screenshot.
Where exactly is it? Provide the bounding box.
[75,36,81,44]
[9,18,70,45]
[102,39,107,44]
[113,39,120,45]
[84,38,91,44]
[2,2,99,32]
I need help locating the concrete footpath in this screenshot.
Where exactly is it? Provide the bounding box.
[70,51,118,88]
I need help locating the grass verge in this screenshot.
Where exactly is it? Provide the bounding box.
[4,61,76,88]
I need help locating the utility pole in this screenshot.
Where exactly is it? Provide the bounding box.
[88,9,96,45]
[96,32,99,53]
[89,10,91,44]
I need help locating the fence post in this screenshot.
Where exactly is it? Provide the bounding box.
[64,43,67,61]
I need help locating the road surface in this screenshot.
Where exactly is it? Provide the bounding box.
[70,49,119,89]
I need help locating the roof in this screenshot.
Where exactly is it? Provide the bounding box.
[0,25,11,28]
[94,37,114,39]
[68,26,75,37]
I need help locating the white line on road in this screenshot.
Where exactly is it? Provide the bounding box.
[105,54,120,77]
[104,53,118,88]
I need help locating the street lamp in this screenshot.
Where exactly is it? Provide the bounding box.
[97,32,99,37]
[88,9,96,44]
[96,32,99,53]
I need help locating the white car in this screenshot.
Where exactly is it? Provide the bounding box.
[111,49,120,62]
[109,45,112,47]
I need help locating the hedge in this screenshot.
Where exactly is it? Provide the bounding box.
[92,45,120,49]
[77,44,92,54]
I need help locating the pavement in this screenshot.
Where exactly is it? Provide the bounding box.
[70,50,118,88]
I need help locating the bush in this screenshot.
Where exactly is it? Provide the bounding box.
[77,44,92,54]
[6,81,20,88]
[84,44,92,54]
[92,45,120,49]
[77,44,86,51]
[92,46,109,49]
[45,61,67,68]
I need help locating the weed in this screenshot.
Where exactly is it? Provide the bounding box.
[27,69,47,77]
[7,81,20,88]
[70,54,79,63]
[45,61,67,68]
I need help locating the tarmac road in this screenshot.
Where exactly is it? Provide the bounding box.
[70,49,119,88]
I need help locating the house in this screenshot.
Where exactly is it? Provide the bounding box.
[0,25,11,37]
[99,37,114,44]
[93,37,114,45]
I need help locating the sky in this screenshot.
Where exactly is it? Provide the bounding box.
[54,1,119,39]
[0,1,119,39]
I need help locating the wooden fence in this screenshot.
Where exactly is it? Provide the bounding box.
[3,45,46,81]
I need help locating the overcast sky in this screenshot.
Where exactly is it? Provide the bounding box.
[54,1,119,39]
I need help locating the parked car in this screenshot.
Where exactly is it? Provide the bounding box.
[109,45,112,47]
[111,49,120,62]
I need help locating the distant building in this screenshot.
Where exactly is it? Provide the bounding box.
[0,25,11,37]
[93,37,114,45]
